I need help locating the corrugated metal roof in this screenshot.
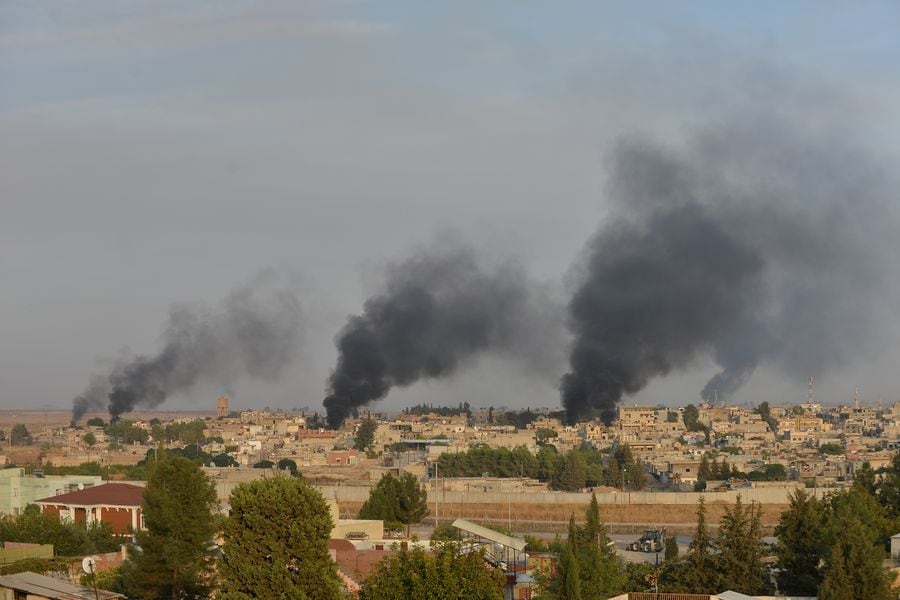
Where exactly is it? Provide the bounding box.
[451,518,527,552]
[0,571,122,599]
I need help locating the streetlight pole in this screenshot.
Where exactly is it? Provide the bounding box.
[433,462,439,527]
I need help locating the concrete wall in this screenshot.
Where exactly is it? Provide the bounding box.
[0,543,53,563]
[316,483,826,507]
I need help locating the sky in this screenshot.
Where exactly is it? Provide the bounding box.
[3,1,900,416]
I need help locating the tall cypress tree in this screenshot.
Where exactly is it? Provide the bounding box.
[775,489,826,594]
[121,456,219,600]
[716,497,770,594]
[681,497,719,593]
[576,493,625,599]
[557,516,582,600]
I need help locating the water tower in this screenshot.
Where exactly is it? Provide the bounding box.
[216,396,229,418]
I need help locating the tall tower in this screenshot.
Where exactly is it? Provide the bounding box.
[216,396,229,418]
[808,376,814,405]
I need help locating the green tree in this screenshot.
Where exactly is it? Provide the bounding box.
[623,562,656,593]
[854,462,878,497]
[874,450,900,520]
[754,401,778,432]
[253,460,275,469]
[353,416,377,452]
[536,428,558,444]
[162,420,206,444]
[819,517,894,600]
[697,453,712,482]
[540,498,624,600]
[614,444,646,491]
[819,442,844,455]
[558,540,582,600]
[537,445,560,481]
[431,522,461,542]
[104,420,150,444]
[664,535,679,562]
[774,489,826,594]
[576,493,626,598]
[213,453,238,467]
[219,476,343,600]
[358,472,429,536]
[553,452,586,492]
[86,417,106,427]
[82,565,125,594]
[716,496,771,595]
[10,424,31,446]
[0,506,119,556]
[121,456,219,599]
[682,405,702,432]
[679,497,719,593]
[823,486,894,551]
[358,542,503,600]
[277,458,299,475]
[83,432,97,447]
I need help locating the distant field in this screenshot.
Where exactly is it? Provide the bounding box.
[0,409,216,433]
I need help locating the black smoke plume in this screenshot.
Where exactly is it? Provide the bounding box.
[71,273,302,423]
[562,118,897,423]
[324,241,560,428]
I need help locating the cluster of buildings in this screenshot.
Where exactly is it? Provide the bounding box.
[0,393,898,599]
[27,394,900,495]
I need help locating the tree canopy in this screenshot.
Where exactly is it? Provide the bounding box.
[0,505,119,557]
[10,424,31,446]
[358,472,428,536]
[359,542,503,600]
[219,476,343,600]
[353,416,377,452]
[121,456,219,599]
[775,489,827,594]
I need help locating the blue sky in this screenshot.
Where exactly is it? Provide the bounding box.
[2,1,900,414]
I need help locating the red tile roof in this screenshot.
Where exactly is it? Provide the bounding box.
[36,483,144,507]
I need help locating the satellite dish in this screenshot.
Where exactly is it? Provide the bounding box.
[81,556,98,574]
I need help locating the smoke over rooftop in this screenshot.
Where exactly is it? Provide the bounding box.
[561,117,897,423]
[71,272,303,423]
[323,239,561,428]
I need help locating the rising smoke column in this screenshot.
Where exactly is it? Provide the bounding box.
[71,272,303,423]
[323,241,560,428]
[561,119,897,423]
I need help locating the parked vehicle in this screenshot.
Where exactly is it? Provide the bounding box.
[628,529,665,553]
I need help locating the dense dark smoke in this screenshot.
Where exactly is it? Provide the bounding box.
[71,273,302,423]
[324,241,560,428]
[562,118,896,423]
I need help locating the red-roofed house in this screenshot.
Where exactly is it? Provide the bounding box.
[36,483,144,534]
